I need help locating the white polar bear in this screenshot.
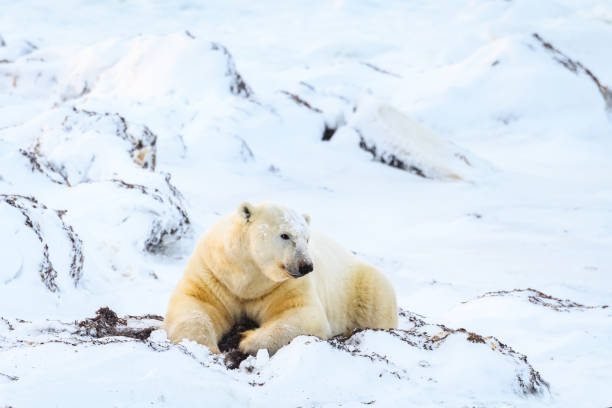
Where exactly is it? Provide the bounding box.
[164,202,398,355]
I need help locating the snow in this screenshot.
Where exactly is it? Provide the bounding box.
[0,311,550,407]
[1,0,611,406]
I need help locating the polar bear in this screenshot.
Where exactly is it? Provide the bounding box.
[164,202,397,355]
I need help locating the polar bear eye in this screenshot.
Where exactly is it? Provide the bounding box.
[280,233,290,240]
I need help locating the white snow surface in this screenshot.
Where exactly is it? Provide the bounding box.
[1,0,611,406]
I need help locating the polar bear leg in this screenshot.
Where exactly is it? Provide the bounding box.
[349,264,398,329]
[164,295,232,354]
[239,306,330,355]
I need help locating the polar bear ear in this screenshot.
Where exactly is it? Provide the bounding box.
[238,202,255,223]
[302,213,311,225]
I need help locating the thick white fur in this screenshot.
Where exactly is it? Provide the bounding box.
[164,202,398,355]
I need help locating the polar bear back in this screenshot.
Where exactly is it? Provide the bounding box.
[309,230,397,335]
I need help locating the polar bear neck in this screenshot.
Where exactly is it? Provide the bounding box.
[197,215,282,301]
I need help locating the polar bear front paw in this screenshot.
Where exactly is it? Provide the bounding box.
[239,329,276,355]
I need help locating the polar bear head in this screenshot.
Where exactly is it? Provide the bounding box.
[238,202,313,282]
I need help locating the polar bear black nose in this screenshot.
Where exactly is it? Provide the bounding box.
[298,263,314,276]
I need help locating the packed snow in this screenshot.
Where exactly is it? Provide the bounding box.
[1,0,611,407]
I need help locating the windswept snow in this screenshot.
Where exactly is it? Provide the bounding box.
[1,0,611,407]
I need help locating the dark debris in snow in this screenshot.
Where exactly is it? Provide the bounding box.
[359,61,402,79]
[2,305,552,395]
[19,147,70,186]
[69,107,158,172]
[322,124,337,141]
[110,174,191,254]
[0,372,19,382]
[326,308,550,396]
[533,33,612,112]
[210,42,253,98]
[280,90,323,113]
[218,317,259,369]
[466,287,609,312]
[357,131,428,178]
[75,307,162,341]
[0,194,84,291]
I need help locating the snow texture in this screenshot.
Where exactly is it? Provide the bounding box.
[1,0,611,407]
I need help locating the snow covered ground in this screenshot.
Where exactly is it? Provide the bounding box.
[1,0,611,406]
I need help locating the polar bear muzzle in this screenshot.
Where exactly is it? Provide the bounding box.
[286,261,314,278]
[297,262,314,277]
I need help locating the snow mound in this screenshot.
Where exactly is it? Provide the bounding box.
[0,103,191,258]
[445,288,612,406]
[0,194,83,293]
[59,33,252,103]
[350,102,483,180]
[0,308,550,407]
[105,176,191,254]
[16,106,158,186]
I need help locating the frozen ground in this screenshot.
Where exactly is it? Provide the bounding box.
[1,0,611,406]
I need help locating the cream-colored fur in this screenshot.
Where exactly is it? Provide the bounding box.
[164,202,398,355]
